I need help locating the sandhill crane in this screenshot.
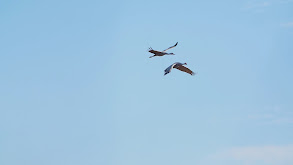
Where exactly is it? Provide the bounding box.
[164,62,195,76]
[148,42,178,58]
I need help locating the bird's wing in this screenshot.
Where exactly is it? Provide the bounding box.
[163,42,178,52]
[176,65,195,75]
[164,63,177,75]
[148,49,162,54]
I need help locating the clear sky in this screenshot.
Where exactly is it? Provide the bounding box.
[1,0,293,165]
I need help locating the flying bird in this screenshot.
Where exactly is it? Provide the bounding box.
[164,62,195,76]
[148,42,178,58]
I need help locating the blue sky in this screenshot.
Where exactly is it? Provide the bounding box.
[0,0,293,165]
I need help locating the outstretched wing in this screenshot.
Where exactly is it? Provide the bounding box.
[164,63,178,75]
[176,65,195,75]
[163,42,178,52]
[148,49,162,54]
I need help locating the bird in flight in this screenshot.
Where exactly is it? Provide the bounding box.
[148,42,178,58]
[164,62,195,76]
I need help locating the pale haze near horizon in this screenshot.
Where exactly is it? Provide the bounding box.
[1,0,293,165]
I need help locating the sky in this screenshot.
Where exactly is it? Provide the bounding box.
[0,0,293,165]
